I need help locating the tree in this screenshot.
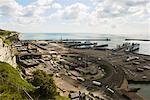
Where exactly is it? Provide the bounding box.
[30,70,57,99]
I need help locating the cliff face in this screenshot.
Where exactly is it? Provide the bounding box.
[0,38,17,68]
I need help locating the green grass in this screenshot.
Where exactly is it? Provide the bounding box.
[3,39,12,45]
[0,30,11,36]
[0,29,18,45]
[0,61,35,99]
[0,62,70,100]
[55,96,70,100]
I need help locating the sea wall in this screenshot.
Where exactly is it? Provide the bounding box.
[0,39,17,68]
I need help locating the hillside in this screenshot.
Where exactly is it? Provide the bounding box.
[0,61,35,99]
[0,29,19,45]
[0,29,69,100]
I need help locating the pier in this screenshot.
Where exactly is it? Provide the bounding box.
[22,38,111,41]
[125,39,150,41]
[61,38,111,41]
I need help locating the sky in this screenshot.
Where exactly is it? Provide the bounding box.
[0,0,150,34]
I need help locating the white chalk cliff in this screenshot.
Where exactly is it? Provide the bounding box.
[0,39,17,68]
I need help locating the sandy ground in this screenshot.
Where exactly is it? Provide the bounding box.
[54,77,80,96]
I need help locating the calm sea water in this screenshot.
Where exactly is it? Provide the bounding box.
[20,33,150,99]
[129,84,150,100]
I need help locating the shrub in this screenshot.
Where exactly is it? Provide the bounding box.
[30,70,57,99]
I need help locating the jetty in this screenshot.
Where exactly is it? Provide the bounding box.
[23,38,111,41]
[125,39,150,41]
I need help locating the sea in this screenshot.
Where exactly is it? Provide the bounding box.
[20,33,150,100]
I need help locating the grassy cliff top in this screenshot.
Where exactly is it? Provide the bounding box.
[0,29,19,45]
[0,29,19,36]
[0,61,34,99]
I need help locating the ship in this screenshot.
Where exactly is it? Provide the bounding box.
[126,43,140,52]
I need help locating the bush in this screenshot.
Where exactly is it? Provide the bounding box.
[30,70,57,99]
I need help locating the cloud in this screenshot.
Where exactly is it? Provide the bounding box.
[50,2,89,23]
[23,0,54,17]
[91,0,104,4]
[16,16,45,24]
[0,0,149,33]
[0,0,23,17]
[90,0,149,22]
[125,0,149,6]
[0,0,148,24]
[36,0,54,6]
[52,3,62,9]
[61,3,89,20]
[0,0,63,24]
[0,0,13,3]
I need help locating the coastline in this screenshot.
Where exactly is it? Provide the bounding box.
[15,36,150,99]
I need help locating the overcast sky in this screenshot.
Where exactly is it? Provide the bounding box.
[0,0,150,34]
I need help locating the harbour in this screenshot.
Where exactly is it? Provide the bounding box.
[1,0,149,99]
[1,29,150,100]
[19,33,150,99]
[14,37,150,100]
